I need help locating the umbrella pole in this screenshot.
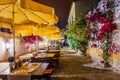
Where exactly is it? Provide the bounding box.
[12,3,16,65]
[36,25,39,53]
[36,34,38,52]
[35,25,40,52]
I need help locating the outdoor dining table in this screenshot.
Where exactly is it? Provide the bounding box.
[31,53,55,64]
[35,53,55,58]
[0,62,49,80]
[19,52,55,63]
[31,52,59,68]
[47,50,60,53]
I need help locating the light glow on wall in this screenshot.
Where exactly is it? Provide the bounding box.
[5,40,11,51]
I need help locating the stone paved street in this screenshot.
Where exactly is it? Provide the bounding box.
[52,48,120,80]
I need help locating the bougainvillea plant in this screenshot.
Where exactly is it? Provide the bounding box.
[86,0,117,67]
[97,18,117,67]
[20,34,43,49]
[65,14,89,53]
[23,35,43,44]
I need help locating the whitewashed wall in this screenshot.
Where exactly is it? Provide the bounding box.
[0,37,36,61]
[0,37,8,61]
[0,35,48,61]
[0,37,28,61]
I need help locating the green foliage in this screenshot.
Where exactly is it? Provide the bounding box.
[65,14,89,53]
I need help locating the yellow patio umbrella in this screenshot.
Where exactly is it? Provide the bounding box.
[15,23,36,30]
[31,11,58,25]
[21,0,58,25]
[41,25,60,35]
[48,32,62,40]
[0,0,58,26]
[0,0,16,5]
[0,22,12,29]
[32,28,45,37]
[14,24,35,36]
[30,25,61,37]
[20,0,58,25]
[0,0,55,15]
[0,3,47,25]
[15,30,33,36]
[14,23,46,37]
[0,22,36,36]
[21,0,55,15]
[0,0,59,35]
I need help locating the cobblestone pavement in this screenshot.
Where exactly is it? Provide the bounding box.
[52,50,120,80]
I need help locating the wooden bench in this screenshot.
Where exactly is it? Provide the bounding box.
[42,68,53,80]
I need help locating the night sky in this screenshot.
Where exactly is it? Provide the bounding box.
[33,0,74,29]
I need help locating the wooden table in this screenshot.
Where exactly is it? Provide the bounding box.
[0,63,9,73]
[0,62,49,80]
[31,53,59,68]
[47,50,60,53]
[35,53,55,58]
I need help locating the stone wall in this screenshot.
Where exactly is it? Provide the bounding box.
[75,0,99,16]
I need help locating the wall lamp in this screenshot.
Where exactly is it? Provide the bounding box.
[5,39,11,51]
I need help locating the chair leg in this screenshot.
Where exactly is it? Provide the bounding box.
[42,75,52,80]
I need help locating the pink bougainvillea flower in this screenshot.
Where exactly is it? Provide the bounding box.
[92,44,97,47]
[86,8,101,23]
[37,36,43,42]
[24,36,29,42]
[22,35,43,44]
[97,35,102,41]
[25,43,30,49]
[30,37,34,44]
[97,17,117,42]
[109,43,120,54]
[86,16,95,22]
